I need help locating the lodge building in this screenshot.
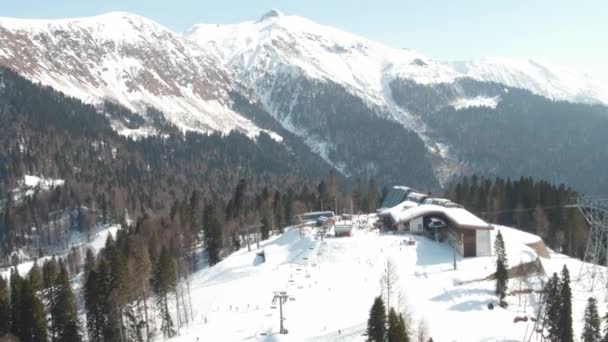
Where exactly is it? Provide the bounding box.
[377,186,493,257]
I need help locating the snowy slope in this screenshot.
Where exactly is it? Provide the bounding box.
[186,10,457,133]
[186,10,608,181]
[449,57,608,105]
[187,10,608,123]
[165,220,605,341]
[0,12,279,139]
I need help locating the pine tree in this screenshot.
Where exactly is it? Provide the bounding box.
[544,272,561,339]
[284,188,295,226]
[9,268,23,338]
[558,265,574,342]
[366,296,386,342]
[28,264,49,342]
[43,257,59,340]
[602,301,608,342]
[352,178,364,212]
[203,203,223,265]
[107,242,128,341]
[28,259,43,292]
[83,248,96,278]
[97,259,117,341]
[273,191,286,231]
[317,180,328,210]
[232,179,247,220]
[0,275,10,335]
[582,297,601,342]
[387,307,400,342]
[131,239,153,341]
[21,279,47,342]
[31,285,48,342]
[261,215,270,240]
[84,266,102,342]
[188,190,202,239]
[387,307,409,342]
[52,262,82,342]
[398,314,410,342]
[367,178,379,212]
[494,230,509,307]
[7,269,47,342]
[154,246,176,338]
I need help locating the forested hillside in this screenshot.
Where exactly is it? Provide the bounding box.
[391,78,608,195]
[0,68,335,257]
[445,176,587,258]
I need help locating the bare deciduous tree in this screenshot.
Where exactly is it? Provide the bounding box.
[416,318,429,342]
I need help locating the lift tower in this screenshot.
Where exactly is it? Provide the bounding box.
[577,198,608,298]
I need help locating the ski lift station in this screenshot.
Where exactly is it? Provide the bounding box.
[377,186,493,257]
[298,211,336,227]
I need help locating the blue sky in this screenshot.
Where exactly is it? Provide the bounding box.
[3,0,607,78]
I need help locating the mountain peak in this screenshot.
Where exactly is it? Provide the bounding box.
[257,9,284,22]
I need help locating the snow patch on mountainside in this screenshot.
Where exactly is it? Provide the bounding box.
[451,96,500,110]
[11,175,65,202]
[21,175,64,189]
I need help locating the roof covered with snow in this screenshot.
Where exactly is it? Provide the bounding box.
[393,204,492,230]
[378,200,419,218]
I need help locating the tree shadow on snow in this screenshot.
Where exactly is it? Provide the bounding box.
[430,287,495,304]
[448,299,491,311]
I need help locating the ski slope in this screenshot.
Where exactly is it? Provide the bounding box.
[166,219,607,342]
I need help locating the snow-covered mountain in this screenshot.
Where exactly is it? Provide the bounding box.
[2,9,606,139]
[186,10,459,183]
[449,57,608,105]
[185,10,608,189]
[0,12,279,139]
[187,10,608,122]
[1,10,608,191]
[186,10,457,137]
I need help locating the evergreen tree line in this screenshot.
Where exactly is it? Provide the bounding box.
[445,176,587,258]
[0,67,400,262]
[542,265,574,342]
[0,256,80,341]
[1,170,380,341]
[78,174,363,341]
[365,259,433,342]
[367,296,407,342]
[255,76,439,189]
[0,67,336,259]
[579,294,608,342]
[391,77,608,196]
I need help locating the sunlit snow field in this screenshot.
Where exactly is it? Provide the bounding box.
[166,217,605,342]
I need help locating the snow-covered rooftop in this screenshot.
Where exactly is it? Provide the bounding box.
[379,200,419,218]
[393,204,492,229]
